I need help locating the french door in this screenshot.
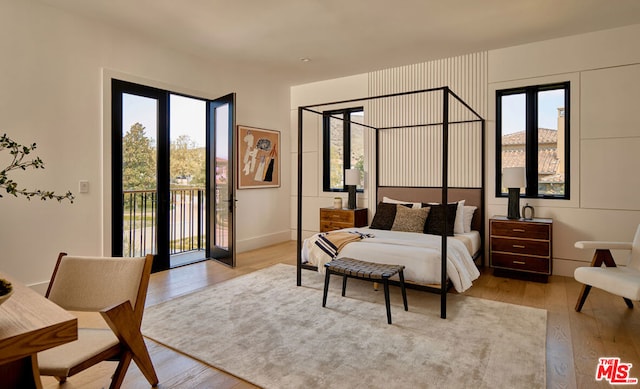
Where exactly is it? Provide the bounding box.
[111,79,236,272]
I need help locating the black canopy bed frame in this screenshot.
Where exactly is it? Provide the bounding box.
[296,86,485,318]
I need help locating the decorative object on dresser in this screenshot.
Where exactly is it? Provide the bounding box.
[490,216,553,282]
[502,167,525,219]
[344,168,359,209]
[522,203,535,220]
[319,207,367,232]
[333,197,342,209]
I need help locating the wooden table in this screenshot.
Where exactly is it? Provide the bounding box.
[0,273,77,389]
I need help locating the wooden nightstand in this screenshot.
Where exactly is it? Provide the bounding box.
[490,216,553,281]
[319,208,368,232]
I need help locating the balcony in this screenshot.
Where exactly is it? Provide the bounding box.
[123,188,207,266]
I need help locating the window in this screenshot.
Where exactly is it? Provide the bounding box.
[323,107,364,192]
[496,82,570,199]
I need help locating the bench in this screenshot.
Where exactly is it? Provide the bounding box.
[322,257,408,324]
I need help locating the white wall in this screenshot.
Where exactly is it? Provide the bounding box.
[291,24,640,277]
[0,0,291,287]
[488,24,640,276]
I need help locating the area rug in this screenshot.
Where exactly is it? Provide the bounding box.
[142,264,546,388]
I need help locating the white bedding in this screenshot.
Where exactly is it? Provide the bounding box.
[302,228,480,293]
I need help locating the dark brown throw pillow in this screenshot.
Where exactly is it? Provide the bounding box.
[370,202,414,230]
[370,202,398,230]
[423,203,458,236]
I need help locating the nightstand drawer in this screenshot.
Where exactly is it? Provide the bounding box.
[320,221,354,232]
[491,253,550,274]
[320,209,354,223]
[319,208,368,232]
[491,221,550,240]
[491,237,550,257]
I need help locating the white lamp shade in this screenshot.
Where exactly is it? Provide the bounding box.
[503,167,525,188]
[345,168,360,186]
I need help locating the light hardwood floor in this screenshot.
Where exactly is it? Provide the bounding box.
[43,240,640,388]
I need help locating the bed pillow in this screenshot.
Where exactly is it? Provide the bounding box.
[454,200,465,234]
[370,202,399,230]
[382,196,422,209]
[423,202,458,236]
[391,206,430,233]
[463,205,477,233]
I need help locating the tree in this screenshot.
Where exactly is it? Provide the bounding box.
[122,123,156,190]
[0,133,74,202]
[170,134,205,186]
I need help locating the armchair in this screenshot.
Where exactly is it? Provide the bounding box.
[574,225,640,312]
[38,253,158,388]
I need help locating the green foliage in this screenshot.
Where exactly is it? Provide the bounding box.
[170,135,205,186]
[0,134,74,203]
[122,123,156,190]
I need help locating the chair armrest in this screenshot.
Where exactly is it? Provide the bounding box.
[575,241,633,250]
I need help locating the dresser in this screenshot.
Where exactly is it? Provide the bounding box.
[489,216,553,280]
[319,208,368,232]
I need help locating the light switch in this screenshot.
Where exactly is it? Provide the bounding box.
[79,180,89,193]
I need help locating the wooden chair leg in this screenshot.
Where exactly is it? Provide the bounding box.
[109,352,133,389]
[101,301,159,387]
[575,285,592,312]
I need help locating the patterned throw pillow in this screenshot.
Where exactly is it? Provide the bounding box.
[391,205,430,233]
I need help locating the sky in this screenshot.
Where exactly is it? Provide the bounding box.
[122,93,206,147]
[501,89,565,134]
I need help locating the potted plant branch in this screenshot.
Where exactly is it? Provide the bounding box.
[1,133,75,202]
[0,133,74,302]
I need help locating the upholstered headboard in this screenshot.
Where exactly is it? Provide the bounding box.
[377,186,483,232]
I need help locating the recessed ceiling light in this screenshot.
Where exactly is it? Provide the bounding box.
[300,57,311,63]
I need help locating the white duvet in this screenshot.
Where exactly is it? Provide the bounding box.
[302,228,480,292]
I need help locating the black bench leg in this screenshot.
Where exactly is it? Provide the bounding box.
[342,275,348,296]
[399,270,408,311]
[383,279,392,324]
[323,270,331,307]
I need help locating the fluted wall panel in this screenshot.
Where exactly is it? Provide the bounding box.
[368,52,487,188]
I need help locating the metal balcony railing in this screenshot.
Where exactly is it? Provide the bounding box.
[123,188,206,257]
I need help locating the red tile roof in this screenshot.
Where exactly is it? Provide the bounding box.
[502,129,562,177]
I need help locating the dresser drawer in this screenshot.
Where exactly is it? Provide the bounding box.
[320,209,354,223]
[491,237,550,257]
[491,221,550,240]
[491,252,550,274]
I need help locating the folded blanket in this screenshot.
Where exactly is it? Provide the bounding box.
[306,231,374,274]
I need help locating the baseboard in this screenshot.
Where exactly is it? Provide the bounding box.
[552,258,584,278]
[236,230,291,253]
[27,281,49,296]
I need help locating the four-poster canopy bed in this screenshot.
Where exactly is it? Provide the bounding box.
[296,86,485,318]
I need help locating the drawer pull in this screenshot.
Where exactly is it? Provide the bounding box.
[512,228,525,232]
[513,260,526,265]
[512,244,525,249]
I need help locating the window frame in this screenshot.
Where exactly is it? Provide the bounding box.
[322,107,364,192]
[495,81,570,200]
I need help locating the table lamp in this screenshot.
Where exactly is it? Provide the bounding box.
[345,168,359,209]
[503,167,525,219]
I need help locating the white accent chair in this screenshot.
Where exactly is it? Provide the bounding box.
[574,225,640,312]
[38,253,159,388]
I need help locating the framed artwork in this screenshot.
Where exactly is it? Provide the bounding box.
[237,125,280,189]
